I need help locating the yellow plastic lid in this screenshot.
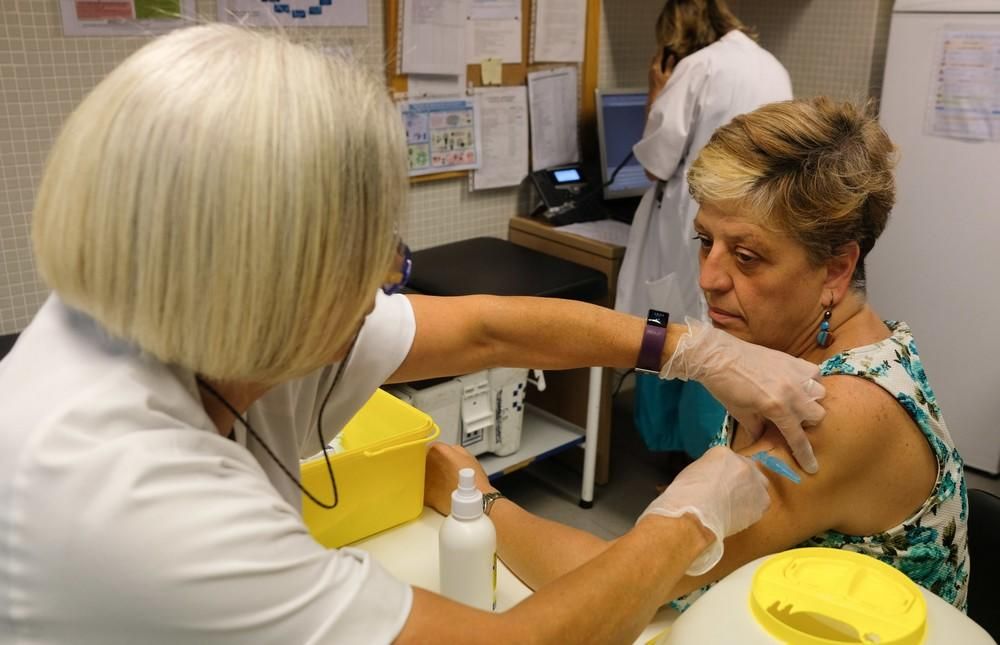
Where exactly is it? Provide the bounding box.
[750,548,927,645]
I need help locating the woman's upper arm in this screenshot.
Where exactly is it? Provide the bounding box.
[665,376,903,601]
[388,295,493,383]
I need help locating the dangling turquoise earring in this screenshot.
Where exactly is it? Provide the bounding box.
[816,308,834,348]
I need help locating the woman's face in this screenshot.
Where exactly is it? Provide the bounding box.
[694,201,827,355]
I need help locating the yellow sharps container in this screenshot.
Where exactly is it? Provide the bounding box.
[656,548,993,644]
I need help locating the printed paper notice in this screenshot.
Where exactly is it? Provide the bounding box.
[527,66,579,170]
[532,0,587,63]
[473,87,529,190]
[218,0,368,27]
[402,0,466,76]
[466,0,521,65]
[407,70,468,98]
[401,98,482,176]
[926,26,1000,141]
[60,0,195,36]
[469,0,519,20]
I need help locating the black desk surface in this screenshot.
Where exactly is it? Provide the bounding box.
[407,237,607,303]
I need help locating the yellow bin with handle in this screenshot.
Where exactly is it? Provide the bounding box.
[656,548,994,644]
[300,389,440,548]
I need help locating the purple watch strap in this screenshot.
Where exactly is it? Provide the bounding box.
[637,310,669,373]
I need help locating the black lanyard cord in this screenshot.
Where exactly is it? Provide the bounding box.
[195,335,358,510]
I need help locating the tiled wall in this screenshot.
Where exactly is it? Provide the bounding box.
[729,0,894,100]
[598,0,663,90]
[0,1,398,332]
[0,1,893,334]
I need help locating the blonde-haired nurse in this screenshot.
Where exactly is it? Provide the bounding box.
[1,24,824,644]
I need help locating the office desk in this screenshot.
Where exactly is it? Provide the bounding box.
[356,508,676,643]
[508,216,626,485]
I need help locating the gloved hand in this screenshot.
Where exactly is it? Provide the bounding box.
[638,446,770,576]
[661,317,826,474]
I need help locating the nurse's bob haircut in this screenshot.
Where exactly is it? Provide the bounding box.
[687,97,897,291]
[32,24,406,384]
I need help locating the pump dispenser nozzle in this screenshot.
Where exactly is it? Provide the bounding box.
[450,467,484,520]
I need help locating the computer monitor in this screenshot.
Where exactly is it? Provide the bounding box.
[595,88,655,200]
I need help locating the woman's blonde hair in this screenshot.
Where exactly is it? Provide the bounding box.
[656,0,755,60]
[687,97,897,290]
[32,24,406,384]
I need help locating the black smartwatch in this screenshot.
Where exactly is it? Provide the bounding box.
[635,309,669,374]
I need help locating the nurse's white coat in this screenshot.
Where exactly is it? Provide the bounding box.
[615,30,793,319]
[0,291,416,644]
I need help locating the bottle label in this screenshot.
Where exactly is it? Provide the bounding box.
[491,553,497,611]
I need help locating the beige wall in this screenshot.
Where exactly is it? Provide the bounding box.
[0,0,893,334]
[598,0,663,89]
[729,0,894,100]
[1,1,395,332]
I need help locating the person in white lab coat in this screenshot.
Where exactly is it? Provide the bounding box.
[0,25,828,644]
[616,0,793,460]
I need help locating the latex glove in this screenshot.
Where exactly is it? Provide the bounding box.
[638,446,770,576]
[661,317,826,474]
[424,442,492,516]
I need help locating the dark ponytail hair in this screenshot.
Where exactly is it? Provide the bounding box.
[655,0,756,60]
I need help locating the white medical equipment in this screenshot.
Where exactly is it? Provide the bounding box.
[386,368,545,457]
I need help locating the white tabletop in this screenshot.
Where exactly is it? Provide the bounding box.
[356,508,678,643]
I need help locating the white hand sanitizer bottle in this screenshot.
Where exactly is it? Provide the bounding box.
[439,468,497,611]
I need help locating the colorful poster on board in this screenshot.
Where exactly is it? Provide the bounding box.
[60,0,196,36]
[399,97,482,177]
[217,0,368,27]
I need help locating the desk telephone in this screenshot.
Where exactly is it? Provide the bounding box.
[530,164,607,226]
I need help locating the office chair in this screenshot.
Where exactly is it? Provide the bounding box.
[967,488,1000,642]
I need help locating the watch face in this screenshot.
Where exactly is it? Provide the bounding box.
[483,492,503,514]
[648,310,668,327]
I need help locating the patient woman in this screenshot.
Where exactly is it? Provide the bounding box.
[425,97,970,611]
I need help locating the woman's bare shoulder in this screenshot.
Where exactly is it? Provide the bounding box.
[808,374,938,533]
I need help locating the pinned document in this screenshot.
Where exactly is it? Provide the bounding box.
[481,59,503,85]
[408,69,468,98]
[466,0,522,64]
[401,97,482,177]
[926,27,1000,141]
[527,66,580,170]
[217,0,368,27]
[402,0,466,76]
[468,0,520,20]
[473,87,529,190]
[60,0,195,36]
[532,0,587,63]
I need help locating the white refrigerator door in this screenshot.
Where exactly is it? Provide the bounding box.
[870,10,1000,473]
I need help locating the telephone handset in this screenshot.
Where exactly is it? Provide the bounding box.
[660,46,677,73]
[531,165,589,211]
[529,164,606,226]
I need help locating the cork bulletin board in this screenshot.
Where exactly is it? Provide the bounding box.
[385,0,602,183]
